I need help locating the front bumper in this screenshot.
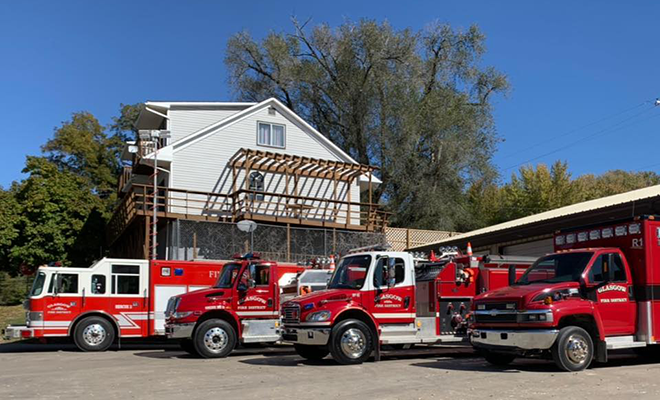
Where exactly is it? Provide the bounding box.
[165,323,195,339]
[282,326,331,346]
[471,329,559,350]
[3,325,34,340]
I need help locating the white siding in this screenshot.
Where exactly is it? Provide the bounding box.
[168,106,247,142]
[170,106,363,224]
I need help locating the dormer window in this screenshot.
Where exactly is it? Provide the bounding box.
[257,122,285,148]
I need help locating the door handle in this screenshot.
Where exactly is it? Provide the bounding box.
[404,296,410,309]
[267,298,273,307]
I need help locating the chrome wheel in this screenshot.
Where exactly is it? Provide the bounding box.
[340,328,367,359]
[203,327,228,354]
[82,324,107,346]
[565,334,589,364]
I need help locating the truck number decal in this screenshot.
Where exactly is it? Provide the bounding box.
[632,238,644,249]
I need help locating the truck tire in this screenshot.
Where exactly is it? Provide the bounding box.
[329,319,374,365]
[73,316,115,352]
[294,344,329,360]
[551,326,594,372]
[193,319,236,359]
[179,339,198,356]
[483,351,516,366]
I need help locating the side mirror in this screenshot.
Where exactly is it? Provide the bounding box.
[237,283,248,292]
[604,254,615,283]
[52,274,59,296]
[248,278,256,289]
[508,265,517,286]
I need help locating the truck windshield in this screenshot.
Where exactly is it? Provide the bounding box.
[327,255,371,290]
[215,263,242,288]
[29,271,46,297]
[516,252,594,285]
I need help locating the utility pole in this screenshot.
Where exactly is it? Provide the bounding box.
[139,129,171,260]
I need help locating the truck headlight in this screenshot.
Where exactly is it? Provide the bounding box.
[306,311,331,322]
[172,311,193,319]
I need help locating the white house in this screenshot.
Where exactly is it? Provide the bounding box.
[109,98,387,260]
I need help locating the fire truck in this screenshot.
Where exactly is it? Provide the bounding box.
[280,246,535,364]
[3,258,227,351]
[164,253,306,358]
[471,216,660,372]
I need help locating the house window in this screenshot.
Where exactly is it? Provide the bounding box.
[258,122,285,148]
[249,172,264,201]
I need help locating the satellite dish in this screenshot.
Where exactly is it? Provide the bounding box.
[237,220,258,233]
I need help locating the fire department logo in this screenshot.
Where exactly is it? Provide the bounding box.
[597,284,627,294]
[240,296,267,304]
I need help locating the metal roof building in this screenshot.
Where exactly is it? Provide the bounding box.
[410,185,660,257]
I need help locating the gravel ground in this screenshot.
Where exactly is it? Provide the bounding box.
[1,340,659,400]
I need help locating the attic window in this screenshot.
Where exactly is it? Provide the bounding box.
[257,122,285,148]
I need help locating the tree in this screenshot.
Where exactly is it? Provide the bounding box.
[110,103,144,142]
[10,157,106,269]
[226,19,508,230]
[0,187,20,273]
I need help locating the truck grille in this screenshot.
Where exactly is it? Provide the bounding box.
[282,305,300,324]
[477,302,516,311]
[474,313,517,324]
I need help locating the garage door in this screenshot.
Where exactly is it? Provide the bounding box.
[501,238,553,257]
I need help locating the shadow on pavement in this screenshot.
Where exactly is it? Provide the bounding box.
[412,349,660,373]
[133,345,296,360]
[0,338,180,353]
[239,346,478,367]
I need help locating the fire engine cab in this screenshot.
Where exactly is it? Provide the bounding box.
[280,245,535,364]
[4,258,226,351]
[471,216,660,371]
[164,253,305,358]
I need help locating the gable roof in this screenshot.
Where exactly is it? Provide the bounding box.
[169,97,382,184]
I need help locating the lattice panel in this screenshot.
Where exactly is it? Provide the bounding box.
[385,227,459,251]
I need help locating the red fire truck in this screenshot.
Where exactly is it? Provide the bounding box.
[164,254,305,358]
[3,258,228,351]
[280,246,535,364]
[471,216,660,371]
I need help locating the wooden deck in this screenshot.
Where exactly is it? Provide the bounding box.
[107,184,390,246]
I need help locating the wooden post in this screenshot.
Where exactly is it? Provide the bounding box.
[406,228,411,250]
[286,223,291,262]
[143,216,151,260]
[192,231,198,259]
[332,228,336,253]
[346,179,352,226]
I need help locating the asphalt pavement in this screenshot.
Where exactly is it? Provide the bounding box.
[1,340,660,399]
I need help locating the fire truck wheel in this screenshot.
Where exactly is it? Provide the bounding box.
[329,319,374,365]
[551,326,594,372]
[293,344,329,360]
[193,319,236,358]
[73,317,115,352]
[179,339,198,356]
[483,351,516,366]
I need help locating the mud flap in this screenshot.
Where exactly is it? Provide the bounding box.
[374,339,381,362]
[595,340,607,363]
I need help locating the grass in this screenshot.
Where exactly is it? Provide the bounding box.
[0,305,25,342]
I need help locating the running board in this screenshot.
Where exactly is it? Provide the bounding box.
[605,335,647,350]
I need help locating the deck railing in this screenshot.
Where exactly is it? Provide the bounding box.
[107,184,390,245]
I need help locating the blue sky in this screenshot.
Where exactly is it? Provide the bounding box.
[1,0,659,187]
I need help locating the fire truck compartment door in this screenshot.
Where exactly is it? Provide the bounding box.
[154,285,187,334]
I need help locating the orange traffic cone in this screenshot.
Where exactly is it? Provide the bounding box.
[466,242,473,257]
[329,254,336,270]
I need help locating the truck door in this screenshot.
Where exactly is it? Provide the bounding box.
[110,264,149,337]
[588,253,636,336]
[370,257,415,324]
[236,264,276,319]
[46,272,83,333]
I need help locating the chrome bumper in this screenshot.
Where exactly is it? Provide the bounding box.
[471,329,559,350]
[165,323,195,339]
[3,325,33,340]
[282,326,331,346]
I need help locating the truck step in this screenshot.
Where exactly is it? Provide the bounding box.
[605,335,647,350]
[380,323,416,336]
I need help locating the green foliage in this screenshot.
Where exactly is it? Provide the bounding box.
[468,161,660,227]
[0,272,29,306]
[10,157,105,268]
[0,104,142,276]
[226,19,508,231]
